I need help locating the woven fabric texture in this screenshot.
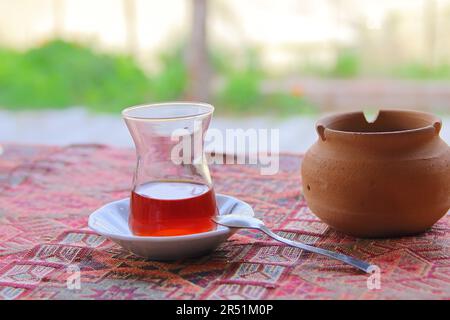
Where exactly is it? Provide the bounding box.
[0,144,448,300]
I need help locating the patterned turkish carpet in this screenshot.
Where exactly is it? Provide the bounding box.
[0,144,448,300]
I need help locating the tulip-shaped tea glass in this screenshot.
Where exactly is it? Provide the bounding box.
[123,102,217,236]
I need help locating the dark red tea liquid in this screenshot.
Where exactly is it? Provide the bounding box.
[130,181,217,236]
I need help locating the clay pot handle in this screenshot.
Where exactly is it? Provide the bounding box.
[316,124,326,141]
[433,119,442,135]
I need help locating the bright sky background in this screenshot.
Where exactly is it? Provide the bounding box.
[0,0,448,69]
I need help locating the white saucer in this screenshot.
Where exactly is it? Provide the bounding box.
[88,194,254,260]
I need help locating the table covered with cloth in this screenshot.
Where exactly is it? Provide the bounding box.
[0,144,448,300]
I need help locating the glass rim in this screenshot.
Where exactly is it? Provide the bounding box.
[122,102,215,121]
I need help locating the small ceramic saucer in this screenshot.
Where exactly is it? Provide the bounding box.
[88,194,254,260]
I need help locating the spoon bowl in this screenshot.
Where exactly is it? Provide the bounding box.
[212,215,265,229]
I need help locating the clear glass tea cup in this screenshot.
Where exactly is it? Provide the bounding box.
[122,102,217,236]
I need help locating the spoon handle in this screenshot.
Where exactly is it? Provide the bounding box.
[259,225,372,273]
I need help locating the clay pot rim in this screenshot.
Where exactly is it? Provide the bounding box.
[316,109,442,141]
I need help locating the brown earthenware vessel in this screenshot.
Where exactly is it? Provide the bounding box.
[301,109,450,238]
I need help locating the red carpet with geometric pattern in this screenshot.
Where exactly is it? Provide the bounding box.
[0,144,448,299]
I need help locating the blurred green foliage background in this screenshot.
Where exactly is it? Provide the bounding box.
[0,40,316,115]
[1,39,450,114]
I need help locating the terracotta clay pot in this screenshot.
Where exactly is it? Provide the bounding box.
[301,109,450,238]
